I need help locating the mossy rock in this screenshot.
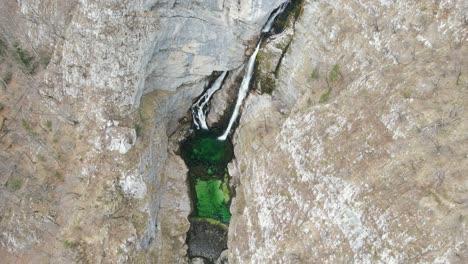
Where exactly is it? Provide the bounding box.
[319,87,332,103]
[6,177,23,191]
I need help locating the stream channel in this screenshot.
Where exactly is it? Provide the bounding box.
[178,0,302,262]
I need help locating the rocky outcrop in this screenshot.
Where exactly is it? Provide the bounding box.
[228,0,467,263]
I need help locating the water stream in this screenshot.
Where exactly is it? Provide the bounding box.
[218,0,289,141]
[179,1,293,262]
[192,71,228,130]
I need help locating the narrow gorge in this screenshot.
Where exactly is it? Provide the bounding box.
[180,2,296,261]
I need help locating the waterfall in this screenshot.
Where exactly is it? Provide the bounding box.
[217,42,261,141]
[262,1,290,33]
[192,71,227,130]
[189,0,290,140]
[217,1,290,140]
[184,1,295,260]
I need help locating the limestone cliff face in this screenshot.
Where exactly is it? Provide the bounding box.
[228,0,467,263]
[1,0,466,263]
[1,0,283,262]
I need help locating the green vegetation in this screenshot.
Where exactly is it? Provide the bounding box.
[21,119,38,136]
[402,90,411,99]
[0,37,6,58]
[329,64,340,82]
[6,177,23,191]
[46,120,53,131]
[292,0,306,20]
[63,240,79,249]
[0,102,4,111]
[255,50,277,94]
[255,38,291,95]
[272,0,305,31]
[54,171,64,181]
[37,154,46,162]
[13,43,38,74]
[53,133,60,143]
[259,75,276,94]
[40,54,51,67]
[21,119,34,133]
[318,64,340,103]
[131,211,147,235]
[319,87,332,103]
[311,67,319,80]
[0,38,45,75]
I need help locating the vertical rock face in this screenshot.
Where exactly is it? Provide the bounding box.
[229,0,467,263]
[1,0,285,263]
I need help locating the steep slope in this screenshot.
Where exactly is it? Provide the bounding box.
[228,0,467,263]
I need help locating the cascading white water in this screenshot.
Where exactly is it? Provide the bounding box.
[189,0,289,139]
[217,1,290,140]
[217,42,261,141]
[192,71,228,130]
[262,1,290,33]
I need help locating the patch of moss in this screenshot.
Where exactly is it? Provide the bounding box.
[54,171,64,182]
[329,64,340,83]
[254,50,277,94]
[272,0,305,32]
[21,119,32,132]
[131,211,147,236]
[311,67,319,80]
[319,87,332,103]
[13,43,38,75]
[52,131,61,143]
[40,54,51,67]
[6,177,23,191]
[46,120,53,131]
[259,75,276,94]
[37,154,46,162]
[402,90,411,99]
[0,37,6,58]
[293,0,306,20]
[63,240,79,249]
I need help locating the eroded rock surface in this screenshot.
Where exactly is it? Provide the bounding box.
[229,0,467,263]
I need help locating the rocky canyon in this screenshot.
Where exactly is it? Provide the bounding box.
[0,0,467,263]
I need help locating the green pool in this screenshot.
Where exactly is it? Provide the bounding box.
[180,130,234,223]
[195,178,231,223]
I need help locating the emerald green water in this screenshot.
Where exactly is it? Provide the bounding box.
[180,130,233,223]
[195,178,231,223]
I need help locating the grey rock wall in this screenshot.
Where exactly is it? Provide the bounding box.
[228,0,467,263]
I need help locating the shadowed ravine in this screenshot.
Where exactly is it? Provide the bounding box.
[179,1,299,262]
